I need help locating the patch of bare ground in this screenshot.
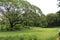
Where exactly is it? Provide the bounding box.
[56,37,60,40]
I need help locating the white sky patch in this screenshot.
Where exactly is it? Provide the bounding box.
[0,6,6,11]
[27,0,59,15]
[0,6,5,10]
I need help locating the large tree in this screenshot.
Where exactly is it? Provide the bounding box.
[0,0,43,29]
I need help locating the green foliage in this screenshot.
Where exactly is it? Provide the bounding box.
[47,13,57,27]
[40,15,48,27]
[0,0,43,30]
[46,13,60,27]
[22,12,41,27]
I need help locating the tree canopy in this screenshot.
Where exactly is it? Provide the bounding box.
[0,0,43,30]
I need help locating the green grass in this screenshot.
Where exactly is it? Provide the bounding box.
[0,27,59,40]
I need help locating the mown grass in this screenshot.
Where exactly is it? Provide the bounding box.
[0,27,59,40]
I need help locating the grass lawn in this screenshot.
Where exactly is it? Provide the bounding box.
[0,27,59,40]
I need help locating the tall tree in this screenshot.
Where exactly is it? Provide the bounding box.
[0,0,43,29]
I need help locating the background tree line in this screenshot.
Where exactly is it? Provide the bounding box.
[46,10,60,27]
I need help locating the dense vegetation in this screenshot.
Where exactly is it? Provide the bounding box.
[46,11,60,27]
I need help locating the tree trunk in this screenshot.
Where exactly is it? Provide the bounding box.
[10,22,14,29]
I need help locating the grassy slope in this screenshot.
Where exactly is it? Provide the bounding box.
[0,27,59,40]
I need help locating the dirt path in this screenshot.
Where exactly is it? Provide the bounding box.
[56,38,60,40]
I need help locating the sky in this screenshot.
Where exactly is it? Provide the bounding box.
[27,0,60,15]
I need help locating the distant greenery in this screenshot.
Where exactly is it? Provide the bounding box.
[0,27,58,40]
[46,12,60,27]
